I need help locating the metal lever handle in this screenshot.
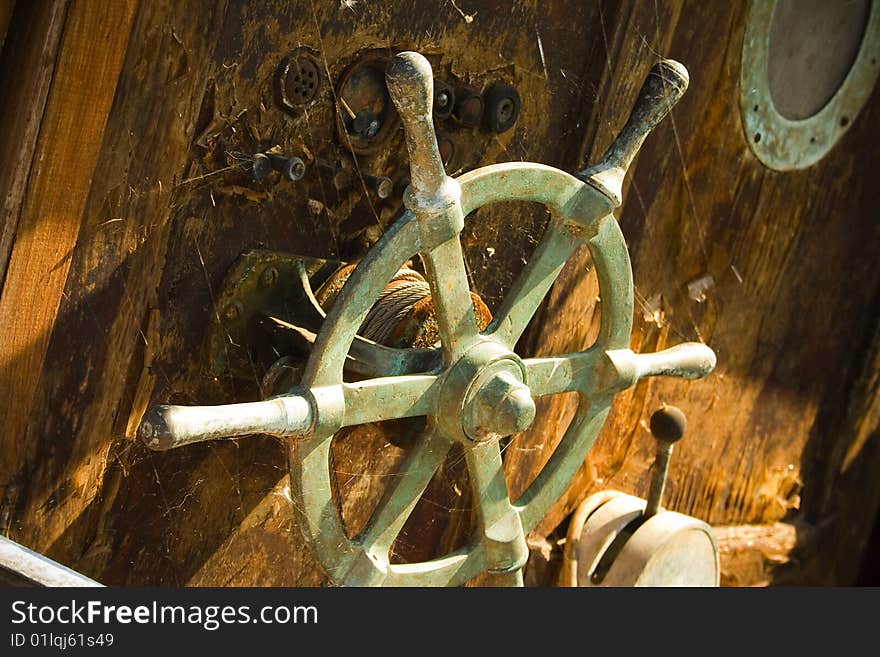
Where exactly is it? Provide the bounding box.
[138,395,313,451]
[629,342,715,380]
[607,342,716,391]
[579,59,689,206]
[644,405,687,519]
[386,52,447,200]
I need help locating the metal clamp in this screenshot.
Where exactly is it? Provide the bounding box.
[137,52,714,587]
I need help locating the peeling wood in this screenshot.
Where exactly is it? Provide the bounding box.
[713,521,811,587]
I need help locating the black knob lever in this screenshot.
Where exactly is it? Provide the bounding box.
[578,59,689,207]
[643,404,688,520]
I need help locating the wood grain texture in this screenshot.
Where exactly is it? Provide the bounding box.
[0,0,70,288]
[0,0,612,585]
[713,521,810,586]
[1,0,878,587]
[509,0,880,585]
[0,0,137,529]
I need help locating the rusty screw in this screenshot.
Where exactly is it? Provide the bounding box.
[364,174,393,199]
[288,158,307,181]
[267,153,306,182]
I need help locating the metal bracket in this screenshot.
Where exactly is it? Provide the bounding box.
[207,250,340,379]
[207,250,441,382]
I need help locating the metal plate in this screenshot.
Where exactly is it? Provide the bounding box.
[741,0,880,170]
[206,251,340,378]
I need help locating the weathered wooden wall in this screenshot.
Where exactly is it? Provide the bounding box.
[519,1,880,586]
[0,0,878,586]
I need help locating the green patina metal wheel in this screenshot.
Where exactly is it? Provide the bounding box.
[292,165,635,586]
[138,52,715,587]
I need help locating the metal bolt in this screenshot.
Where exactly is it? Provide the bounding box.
[364,175,393,199]
[644,404,687,519]
[251,153,272,182]
[267,153,307,182]
[363,119,381,139]
[260,267,279,287]
[464,370,536,441]
[433,81,455,120]
[497,98,515,122]
[287,157,307,181]
[349,112,383,139]
[484,83,521,134]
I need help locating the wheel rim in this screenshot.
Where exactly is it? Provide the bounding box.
[289,163,632,586]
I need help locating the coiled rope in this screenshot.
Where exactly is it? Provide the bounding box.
[315,262,492,349]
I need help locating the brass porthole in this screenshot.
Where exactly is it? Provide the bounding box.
[741,0,880,170]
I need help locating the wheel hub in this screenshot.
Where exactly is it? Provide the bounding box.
[461,363,535,442]
[435,340,535,444]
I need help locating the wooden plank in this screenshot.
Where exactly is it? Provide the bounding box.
[0,0,70,288]
[4,0,212,560]
[0,0,137,516]
[713,522,810,587]
[796,303,880,585]
[510,0,880,586]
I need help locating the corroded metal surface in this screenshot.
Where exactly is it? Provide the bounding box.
[741,0,880,170]
[137,51,716,587]
[0,534,103,587]
[206,250,441,379]
[570,493,719,587]
[206,250,339,377]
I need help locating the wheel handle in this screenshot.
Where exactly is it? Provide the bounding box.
[136,53,713,587]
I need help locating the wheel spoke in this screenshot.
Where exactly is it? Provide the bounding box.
[466,441,529,574]
[341,374,439,427]
[356,425,451,555]
[262,316,441,378]
[524,346,617,398]
[523,342,715,401]
[486,220,579,349]
[515,396,612,532]
[421,236,480,362]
